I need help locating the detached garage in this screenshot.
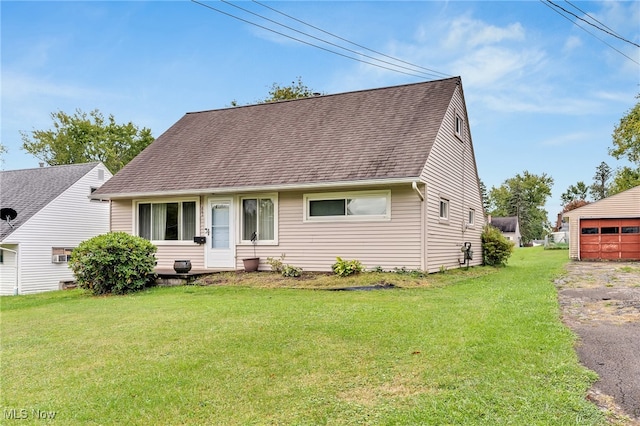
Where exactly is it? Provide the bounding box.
[564,185,640,261]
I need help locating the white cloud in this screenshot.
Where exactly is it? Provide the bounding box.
[443,16,525,49]
[563,35,582,52]
[1,71,123,103]
[539,131,593,146]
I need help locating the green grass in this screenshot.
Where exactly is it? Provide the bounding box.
[1,247,604,425]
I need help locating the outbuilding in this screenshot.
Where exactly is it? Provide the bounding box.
[564,185,640,261]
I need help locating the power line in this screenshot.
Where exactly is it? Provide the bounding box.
[219,0,445,79]
[547,0,639,48]
[251,0,450,79]
[190,0,450,80]
[564,0,625,40]
[540,0,639,66]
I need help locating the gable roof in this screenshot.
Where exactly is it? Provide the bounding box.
[0,162,101,240]
[490,216,519,233]
[563,185,640,217]
[93,77,462,199]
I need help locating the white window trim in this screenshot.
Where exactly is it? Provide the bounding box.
[303,190,391,222]
[133,197,200,245]
[439,198,450,221]
[455,113,464,140]
[468,208,475,227]
[238,193,279,245]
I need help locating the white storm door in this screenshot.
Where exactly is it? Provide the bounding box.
[206,198,235,268]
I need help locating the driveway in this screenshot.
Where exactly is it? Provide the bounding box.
[556,261,640,424]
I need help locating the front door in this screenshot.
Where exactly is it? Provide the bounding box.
[206,198,235,268]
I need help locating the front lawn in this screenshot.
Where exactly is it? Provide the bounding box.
[0,248,604,425]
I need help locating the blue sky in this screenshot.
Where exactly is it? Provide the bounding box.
[2,1,639,216]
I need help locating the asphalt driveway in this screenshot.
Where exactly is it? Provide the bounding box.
[556,261,640,423]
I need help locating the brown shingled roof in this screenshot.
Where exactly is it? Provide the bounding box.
[94,77,461,197]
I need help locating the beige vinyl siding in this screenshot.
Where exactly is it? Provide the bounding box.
[564,185,640,260]
[236,185,423,271]
[1,165,112,295]
[110,197,207,270]
[420,86,483,272]
[110,199,133,233]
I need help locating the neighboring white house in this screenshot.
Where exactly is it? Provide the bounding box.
[0,162,112,295]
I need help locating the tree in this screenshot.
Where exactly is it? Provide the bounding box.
[609,96,640,193]
[479,179,490,213]
[230,77,321,106]
[21,109,154,174]
[610,96,640,165]
[610,166,640,195]
[561,181,589,205]
[589,161,612,200]
[0,142,6,165]
[487,171,554,244]
[562,199,590,213]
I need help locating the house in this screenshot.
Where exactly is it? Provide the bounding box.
[563,185,640,261]
[91,77,485,273]
[0,162,112,295]
[488,216,521,247]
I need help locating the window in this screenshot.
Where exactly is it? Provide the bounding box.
[304,191,390,221]
[455,114,463,138]
[52,247,73,263]
[240,194,277,242]
[468,209,475,226]
[622,226,640,234]
[581,227,599,235]
[439,198,449,220]
[137,200,197,242]
[601,227,619,234]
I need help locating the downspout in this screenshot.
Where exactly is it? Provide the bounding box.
[412,182,426,271]
[411,181,424,201]
[0,246,19,295]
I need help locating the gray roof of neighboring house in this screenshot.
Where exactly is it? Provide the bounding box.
[490,216,519,233]
[0,162,100,240]
[93,77,462,198]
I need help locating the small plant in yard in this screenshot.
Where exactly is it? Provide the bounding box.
[281,264,302,278]
[332,257,364,277]
[393,266,427,278]
[266,254,286,272]
[370,266,385,273]
[482,224,515,266]
[69,232,157,295]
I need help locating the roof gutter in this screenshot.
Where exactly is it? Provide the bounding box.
[91,177,420,200]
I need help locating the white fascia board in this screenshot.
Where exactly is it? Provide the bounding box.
[92,177,421,200]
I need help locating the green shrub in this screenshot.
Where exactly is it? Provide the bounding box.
[266,255,286,273]
[332,257,364,277]
[69,232,157,295]
[481,225,515,266]
[282,264,302,278]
